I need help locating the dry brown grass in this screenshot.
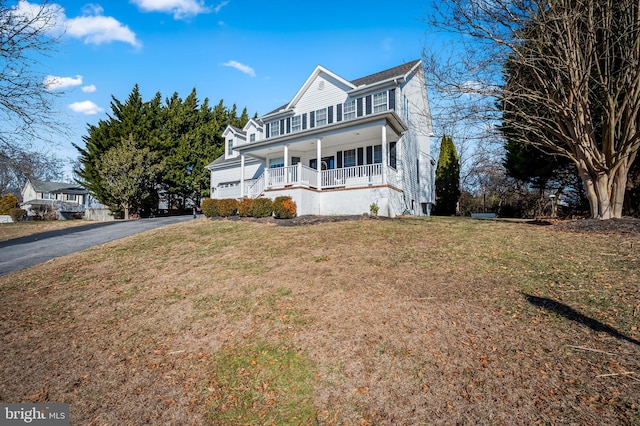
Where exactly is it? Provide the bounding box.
[0,220,91,242]
[1,217,639,425]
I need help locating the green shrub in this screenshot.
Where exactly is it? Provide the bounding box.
[9,208,26,222]
[0,194,19,215]
[273,196,297,219]
[201,198,218,218]
[251,198,273,218]
[217,198,238,217]
[238,198,254,217]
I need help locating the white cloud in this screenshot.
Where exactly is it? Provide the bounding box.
[131,0,210,19]
[222,61,256,78]
[213,1,230,13]
[14,1,141,48]
[68,101,103,115]
[82,84,97,93]
[12,1,66,35]
[67,13,141,48]
[44,75,83,91]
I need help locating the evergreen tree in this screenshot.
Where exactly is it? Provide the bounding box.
[435,135,461,216]
[97,134,163,219]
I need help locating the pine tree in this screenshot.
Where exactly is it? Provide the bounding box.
[435,135,461,216]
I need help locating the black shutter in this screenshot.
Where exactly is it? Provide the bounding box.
[357,98,363,117]
[366,146,373,164]
[365,95,372,115]
[389,142,397,169]
[309,111,315,128]
[280,119,285,135]
[327,106,333,124]
[302,113,307,130]
[336,103,342,122]
[337,151,342,168]
[389,89,396,110]
[357,148,364,166]
[266,124,270,138]
[286,117,291,134]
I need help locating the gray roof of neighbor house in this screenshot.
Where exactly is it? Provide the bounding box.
[30,180,88,194]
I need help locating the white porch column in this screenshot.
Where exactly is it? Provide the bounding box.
[240,154,245,198]
[381,124,388,185]
[316,138,322,190]
[283,145,289,184]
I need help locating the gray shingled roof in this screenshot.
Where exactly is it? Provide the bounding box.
[262,60,420,116]
[350,59,421,87]
[30,180,87,194]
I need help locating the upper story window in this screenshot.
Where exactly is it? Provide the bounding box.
[227,138,234,155]
[315,108,327,127]
[343,100,356,120]
[373,92,388,113]
[291,115,301,132]
[270,121,280,138]
[250,133,256,142]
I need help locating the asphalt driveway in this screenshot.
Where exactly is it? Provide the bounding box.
[0,216,196,276]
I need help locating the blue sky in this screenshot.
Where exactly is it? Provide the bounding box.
[15,0,436,175]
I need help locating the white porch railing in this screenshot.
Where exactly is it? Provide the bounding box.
[213,163,398,199]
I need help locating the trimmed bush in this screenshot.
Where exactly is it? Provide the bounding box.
[251,198,273,218]
[9,208,26,222]
[217,198,238,217]
[201,198,218,217]
[0,194,19,215]
[237,198,254,217]
[273,196,297,219]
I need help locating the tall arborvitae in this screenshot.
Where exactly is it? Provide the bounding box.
[435,135,461,216]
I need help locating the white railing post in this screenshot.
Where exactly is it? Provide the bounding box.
[265,168,270,189]
[381,124,388,185]
[316,138,322,190]
[297,162,302,186]
[240,154,245,198]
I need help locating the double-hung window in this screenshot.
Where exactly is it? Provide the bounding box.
[315,108,327,127]
[227,138,234,155]
[270,121,280,138]
[373,92,388,113]
[343,99,356,120]
[344,149,357,167]
[250,133,256,142]
[291,115,301,132]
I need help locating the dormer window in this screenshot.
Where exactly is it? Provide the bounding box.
[250,133,256,142]
[227,138,234,155]
[373,92,388,113]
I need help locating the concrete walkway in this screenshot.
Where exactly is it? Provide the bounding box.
[0,216,196,276]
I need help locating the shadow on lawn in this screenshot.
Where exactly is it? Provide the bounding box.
[523,294,640,346]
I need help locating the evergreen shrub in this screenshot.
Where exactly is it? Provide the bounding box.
[217,199,238,217]
[201,198,218,217]
[237,198,254,217]
[9,208,26,222]
[273,196,296,219]
[251,198,273,218]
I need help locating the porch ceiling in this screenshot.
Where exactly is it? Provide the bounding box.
[236,111,406,161]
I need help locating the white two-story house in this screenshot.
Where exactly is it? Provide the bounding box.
[206,59,435,217]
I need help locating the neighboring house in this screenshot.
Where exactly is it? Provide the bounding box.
[21,179,88,219]
[206,60,436,217]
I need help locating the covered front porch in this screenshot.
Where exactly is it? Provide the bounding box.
[220,112,406,200]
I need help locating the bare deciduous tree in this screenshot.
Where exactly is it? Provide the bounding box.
[424,0,640,219]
